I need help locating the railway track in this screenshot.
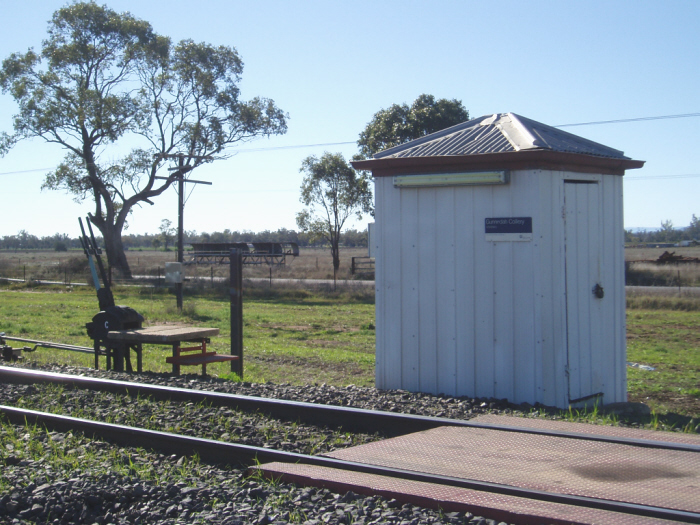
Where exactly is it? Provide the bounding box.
[1,367,697,452]
[1,366,699,524]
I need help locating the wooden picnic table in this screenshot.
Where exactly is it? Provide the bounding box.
[104,326,235,375]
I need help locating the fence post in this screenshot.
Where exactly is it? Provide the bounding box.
[230,248,243,378]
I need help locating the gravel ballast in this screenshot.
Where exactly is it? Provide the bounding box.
[0,363,551,524]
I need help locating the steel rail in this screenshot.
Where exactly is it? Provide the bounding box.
[1,366,698,454]
[0,336,94,354]
[0,405,698,524]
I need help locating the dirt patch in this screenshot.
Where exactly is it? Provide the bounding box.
[628,391,700,419]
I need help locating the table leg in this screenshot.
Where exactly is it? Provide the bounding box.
[125,345,133,373]
[136,343,143,373]
[113,344,124,372]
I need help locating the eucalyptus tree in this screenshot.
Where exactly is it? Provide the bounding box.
[0,2,287,276]
[296,153,372,277]
[357,94,469,159]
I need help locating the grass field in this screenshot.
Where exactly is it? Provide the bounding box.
[0,284,376,387]
[626,309,700,416]
[0,247,372,283]
[0,282,698,430]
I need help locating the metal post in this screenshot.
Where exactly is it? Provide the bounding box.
[230,248,243,378]
[155,152,212,310]
[176,156,184,312]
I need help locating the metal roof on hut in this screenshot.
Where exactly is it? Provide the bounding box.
[352,113,644,176]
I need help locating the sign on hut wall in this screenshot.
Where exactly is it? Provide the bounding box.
[485,217,533,241]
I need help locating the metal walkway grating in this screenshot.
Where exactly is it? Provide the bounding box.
[258,415,700,525]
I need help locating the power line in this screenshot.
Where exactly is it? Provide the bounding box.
[1,111,699,175]
[555,112,700,128]
[0,167,53,175]
[235,141,355,153]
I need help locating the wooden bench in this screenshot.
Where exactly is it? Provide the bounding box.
[106,326,238,376]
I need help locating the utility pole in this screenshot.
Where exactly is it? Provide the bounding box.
[155,153,213,311]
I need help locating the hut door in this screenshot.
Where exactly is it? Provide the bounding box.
[563,180,605,405]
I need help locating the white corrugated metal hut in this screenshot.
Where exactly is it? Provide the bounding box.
[352,113,644,408]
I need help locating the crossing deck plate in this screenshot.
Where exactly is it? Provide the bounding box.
[258,415,700,525]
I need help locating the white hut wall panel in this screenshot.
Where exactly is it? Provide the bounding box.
[536,173,566,407]
[373,176,401,390]
[435,190,458,393]
[596,173,627,402]
[374,169,625,408]
[453,189,477,397]
[610,175,627,401]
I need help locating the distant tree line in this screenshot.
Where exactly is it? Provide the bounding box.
[6,214,700,252]
[625,215,700,244]
[0,231,75,251]
[0,228,369,251]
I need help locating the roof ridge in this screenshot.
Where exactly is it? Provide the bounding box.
[495,113,540,151]
[512,113,627,158]
[371,112,632,160]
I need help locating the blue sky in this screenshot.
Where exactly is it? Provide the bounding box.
[1,0,699,237]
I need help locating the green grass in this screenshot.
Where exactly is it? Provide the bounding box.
[0,284,376,386]
[626,308,700,418]
[0,415,208,493]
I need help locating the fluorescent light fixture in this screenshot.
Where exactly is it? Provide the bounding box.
[393,171,509,187]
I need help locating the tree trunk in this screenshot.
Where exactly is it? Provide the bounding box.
[330,234,341,290]
[331,237,340,274]
[102,224,132,279]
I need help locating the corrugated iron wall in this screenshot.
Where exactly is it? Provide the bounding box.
[373,169,625,408]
